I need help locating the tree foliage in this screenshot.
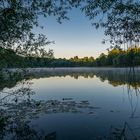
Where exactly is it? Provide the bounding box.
[0,0,139,59]
[0,0,81,56]
[83,0,140,49]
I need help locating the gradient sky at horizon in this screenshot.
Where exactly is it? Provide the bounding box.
[36,8,109,58]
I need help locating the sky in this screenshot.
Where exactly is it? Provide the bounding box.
[36,8,108,59]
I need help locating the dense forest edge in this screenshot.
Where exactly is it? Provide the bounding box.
[1,46,140,68]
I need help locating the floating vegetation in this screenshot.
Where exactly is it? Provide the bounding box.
[2,99,100,119]
[62,98,73,100]
[0,69,140,139]
[45,132,56,140]
[0,88,100,140]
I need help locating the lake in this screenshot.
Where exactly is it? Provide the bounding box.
[0,68,140,140]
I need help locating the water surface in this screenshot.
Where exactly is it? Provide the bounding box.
[0,68,140,140]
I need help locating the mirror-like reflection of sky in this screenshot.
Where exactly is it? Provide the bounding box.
[1,69,140,139]
[32,76,123,103]
[30,74,140,139]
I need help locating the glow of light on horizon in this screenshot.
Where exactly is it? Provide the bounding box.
[35,8,109,58]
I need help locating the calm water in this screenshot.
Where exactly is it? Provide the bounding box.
[1,68,140,140]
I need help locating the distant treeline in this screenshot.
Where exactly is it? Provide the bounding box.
[0,46,140,68]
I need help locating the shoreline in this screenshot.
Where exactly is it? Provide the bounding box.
[3,67,140,74]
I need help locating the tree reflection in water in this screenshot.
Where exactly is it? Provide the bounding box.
[93,68,140,139]
[105,121,140,140]
[1,68,140,139]
[126,69,140,119]
[0,71,99,140]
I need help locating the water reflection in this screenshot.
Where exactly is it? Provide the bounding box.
[126,72,140,119]
[1,68,140,139]
[105,122,140,140]
[0,98,98,140]
[1,68,140,88]
[0,70,100,140]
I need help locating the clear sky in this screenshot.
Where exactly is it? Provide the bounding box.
[36,8,108,58]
